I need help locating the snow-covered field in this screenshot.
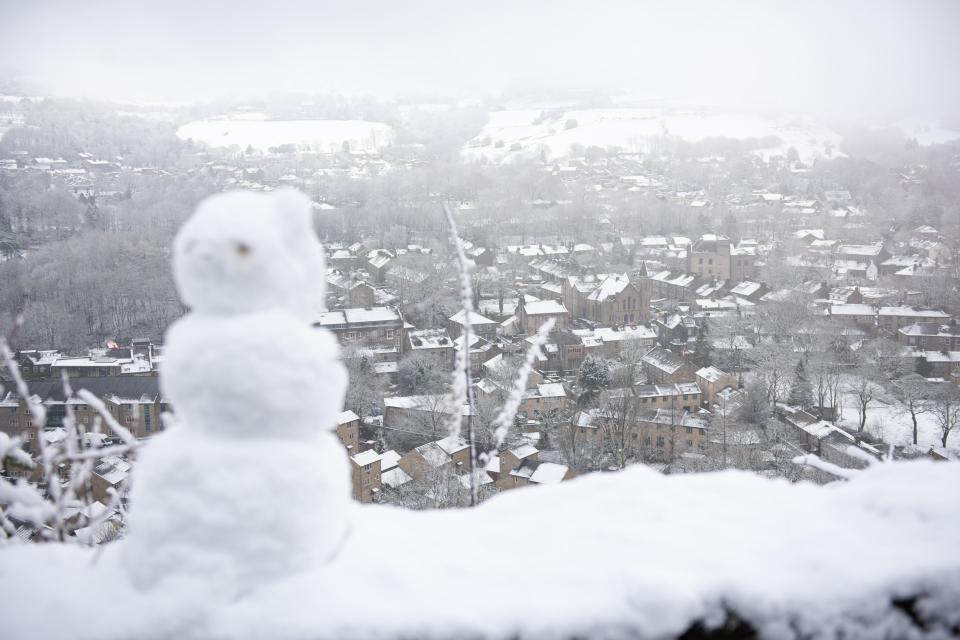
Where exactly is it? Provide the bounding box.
[896,119,960,146]
[835,376,953,450]
[177,117,395,153]
[463,108,844,164]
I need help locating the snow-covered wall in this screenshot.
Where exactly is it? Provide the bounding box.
[1,189,958,639]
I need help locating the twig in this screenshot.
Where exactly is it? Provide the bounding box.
[442,203,480,506]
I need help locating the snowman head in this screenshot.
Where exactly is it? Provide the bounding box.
[173,189,325,318]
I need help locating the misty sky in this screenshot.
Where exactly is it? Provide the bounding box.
[1,0,958,119]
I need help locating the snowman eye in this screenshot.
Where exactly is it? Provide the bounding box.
[235,242,252,257]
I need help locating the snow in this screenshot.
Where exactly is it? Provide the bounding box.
[464,108,844,165]
[177,118,395,153]
[2,188,958,639]
[1,461,958,639]
[835,376,954,450]
[522,299,567,315]
[586,274,630,302]
[350,449,380,467]
[529,462,569,485]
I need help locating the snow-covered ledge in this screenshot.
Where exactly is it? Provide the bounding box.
[1,190,959,640]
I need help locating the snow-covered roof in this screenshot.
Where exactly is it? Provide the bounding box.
[729,281,761,297]
[830,304,875,316]
[508,443,538,460]
[696,366,729,383]
[381,467,412,489]
[315,306,403,327]
[586,274,631,302]
[351,449,381,466]
[448,309,497,326]
[435,435,469,456]
[529,462,569,485]
[878,306,949,318]
[336,410,359,425]
[408,329,453,349]
[522,299,567,316]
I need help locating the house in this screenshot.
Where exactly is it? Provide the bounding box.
[836,243,891,266]
[350,449,382,503]
[730,245,758,281]
[453,334,502,376]
[335,410,361,454]
[407,329,455,369]
[781,410,877,469]
[584,274,648,325]
[0,376,167,446]
[898,322,960,351]
[827,304,876,328]
[727,281,768,303]
[365,250,394,284]
[519,382,569,418]
[562,274,608,318]
[916,351,960,379]
[12,350,61,380]
[687,234,732,279]
[632,383,702,412]
[448,309,499,340]
[695,366,738,406]
[633,409,710,460]
[327,272,376,308]
[91,456,132,503]
[314,306,405,353]
[877,307,951,332]
[655,314,698,351]
[496,443,540,490]
[569,325,658,362]
[515,298,568,334]
[397,436,470,481]
[641,346,693,384]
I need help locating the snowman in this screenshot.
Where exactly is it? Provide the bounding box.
[122,189,351,595]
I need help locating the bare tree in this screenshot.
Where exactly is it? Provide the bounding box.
[597,390,636,470]
[849,369,883,433]
[892,374,931,446]
[929,384,960,448]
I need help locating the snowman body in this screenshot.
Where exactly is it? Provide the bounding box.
[122,190,350,593]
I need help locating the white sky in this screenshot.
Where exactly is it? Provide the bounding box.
[1,0,958,119]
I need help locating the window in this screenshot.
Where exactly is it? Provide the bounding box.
[686,439,693,447]
[656,437,664,448]
[686,427,693,434]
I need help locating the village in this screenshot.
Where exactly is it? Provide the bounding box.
[1,93,960,535]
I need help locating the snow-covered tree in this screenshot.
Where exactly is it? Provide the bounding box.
[577,356,612,407]
[787,358,813,409]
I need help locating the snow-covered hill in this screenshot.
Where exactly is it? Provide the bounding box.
[463,107,845,165]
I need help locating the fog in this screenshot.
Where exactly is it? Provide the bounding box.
[1,0,959,119]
